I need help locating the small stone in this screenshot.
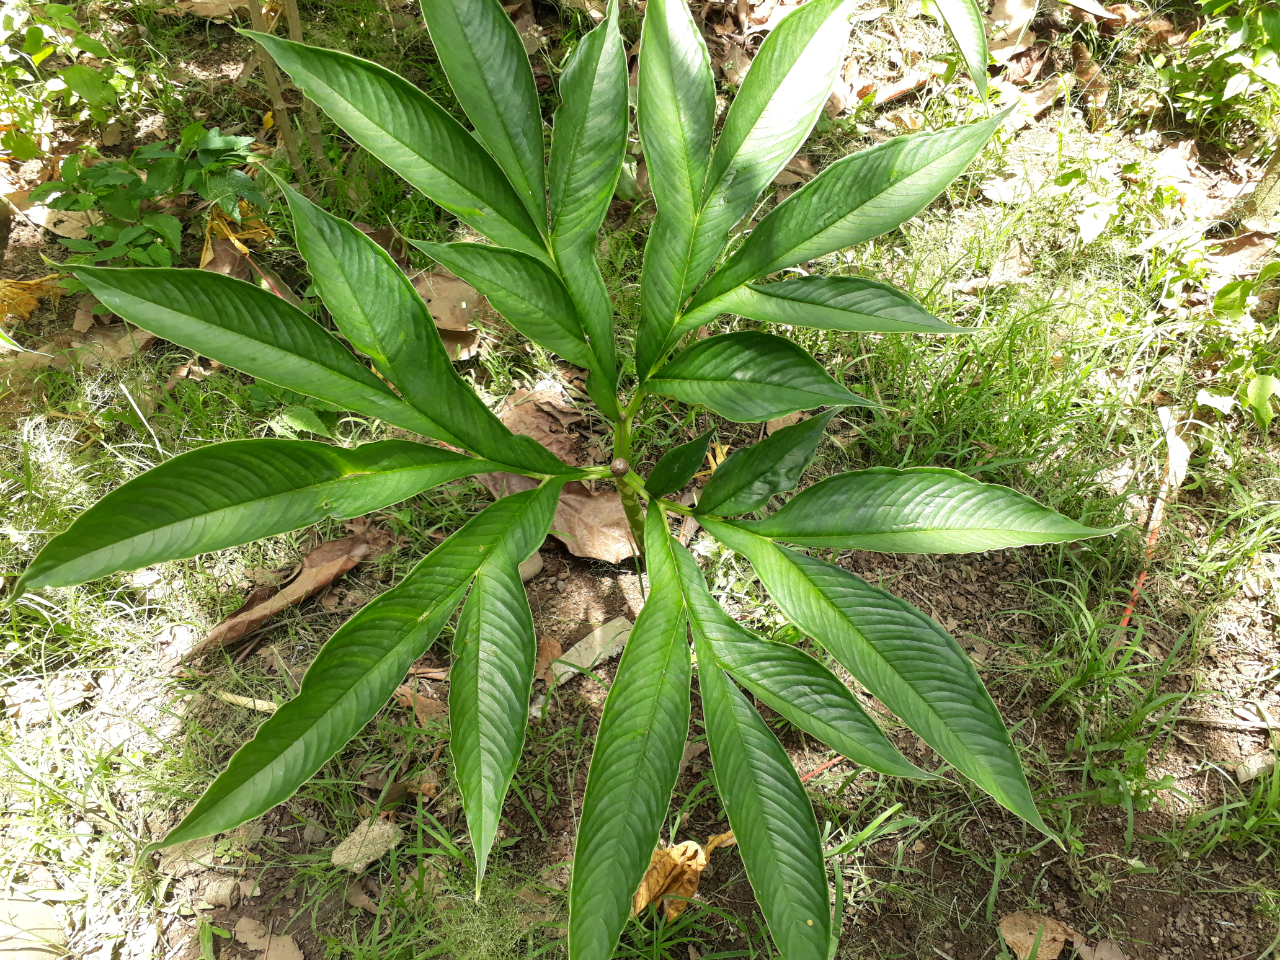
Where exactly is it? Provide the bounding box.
[203,877,239,908]
[303,819,327,844]
[331,817,404,873]
[518,553,544,582]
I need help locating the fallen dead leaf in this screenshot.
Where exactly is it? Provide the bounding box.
[345,879,378,913]
[233,917,304,960]
[393,679,448,725]
[2,676,95,724]
[215,691,278,713]
[535,636,563,685]
[999,912,1077,960]
[772,154,814,187]
[632,832,737,921]
[332,817,404,873]
[5,189,94,239]
[159,0,251,19]
[187,522,393,658]
[0,274,63,323]
[411,269,483,331]
[354,222,412,271]
[1072,42,1110,125]
[199,236,252,281]
[715,38,753,86]
[987,0,1037,61]
[1205,231,1276,277]
[1073,936,1130,960]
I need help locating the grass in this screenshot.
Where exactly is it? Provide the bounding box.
[2,0,1280,956]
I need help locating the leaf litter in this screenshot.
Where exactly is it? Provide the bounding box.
[632,831,737,921]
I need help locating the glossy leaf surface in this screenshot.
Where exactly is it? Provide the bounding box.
[420,0,548,226]
[74,266,444,442]
[688,114,1007,311]
[158,489,561,849]
[548,0,627,406]
[646,429,713,499]
[414,240,595,370]
[648,332,872,423]
[635,0,715,375]
[696,632,830,960]
[735,467,1114,552]
[450,483,558,892]
[711,276,959,333]
[570,503,691,960]
[932,0,988,97]
[702,518,1047,832]
[697,410,834,517]
[672,544,924,779]
[247,33,548,260]
[18,440,490,593]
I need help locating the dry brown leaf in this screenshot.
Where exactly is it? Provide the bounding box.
[411,270,482,330]
[187,525,389,657]
[632,832,736,921]
[1073,937,1129,960]
[393,679,448,725]
[998,912,1077,960]
[716,39,753,86]
[440,327,482,361]
[199,236,252,280]
[1004,44,1047,85]
[73,294,109,332]
[535,637,563,685]
[6,189,94,239]
[354,222,411,271]
[233,918,304,960]
[994,74,1073,130]
[2,676,94,724]
[987,0,1037,61]
[0,274,62,323]
[345,880,378,914]
[563,0,606,20]
[1072,42,1110,124]
[1204,231,1276,277]
[772,155,815,186]
[494,384,584,463]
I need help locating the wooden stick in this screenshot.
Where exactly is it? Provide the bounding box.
[283,0,333,181]
[247,0,306,183]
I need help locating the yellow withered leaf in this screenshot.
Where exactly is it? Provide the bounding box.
[632,831,736,921]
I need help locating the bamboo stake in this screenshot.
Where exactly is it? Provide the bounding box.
[247,0,306,184]
[283,0,333,181]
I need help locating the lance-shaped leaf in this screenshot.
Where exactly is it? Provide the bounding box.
[694,629,830,960]
[570,503,691,960]
[245,32,548,261]
[701,517,1048,832]
[17,439,492,594]
[635,0,715,376]
[686,0,855,298]
[73,266,447,442]
[283,189,567,475]
[698,410,834,517]
[672,543,925,779]
[156,489,560,849]
[420,0,548,227]
[413,240,596,370]
[688,113,1008,312]
[549,0,627,411]
[932,0,988,98]
[734,467,1115,552]
[647,429,714,499]
[705,276,960,334]
[647,332,872,423]
[450,482,558,893]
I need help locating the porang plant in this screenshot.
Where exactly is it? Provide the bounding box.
[14,0,1113,957]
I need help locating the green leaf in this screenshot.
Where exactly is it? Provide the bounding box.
[688,113,1008,313]
[277,405,333,438]
[672,542,926,779]
[549,0,627,411]
[450,481,558,893]
[647,332,873,423]
[141,213,183,253]
[280,187,569,476]
[155,485,563,849]
[420,0,547,227]
[694,630,830,960]
[698,410,834,517]
[1247,374,1280,430]
[701,518,1048,832]
[60,64,116,106]
[685,0,856,312]
[570,502,692,960]
[734,467,1115,552]
[646,429,713,499]
[244,32,549,261]
[17,439,491,593]
[72,266,449,443]
[412,240,596,370]
[694,276,961,336]
[930,0,988,98]
[635,0,715,376]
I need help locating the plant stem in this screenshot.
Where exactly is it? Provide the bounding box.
[282,0,334,186]
[612,416,647,556]
[248,0,306,184]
